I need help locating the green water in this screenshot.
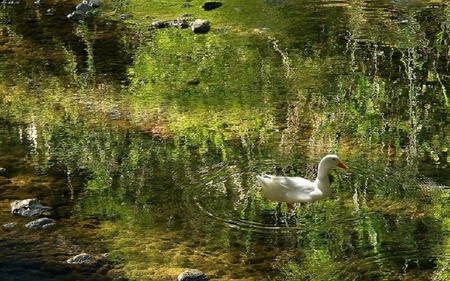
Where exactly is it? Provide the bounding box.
[1,0,450,280]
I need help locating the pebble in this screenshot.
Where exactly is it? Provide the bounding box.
[178,269,208,281]
[67,253,96,264]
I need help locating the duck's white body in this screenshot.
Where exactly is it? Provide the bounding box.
[257,155,348,208]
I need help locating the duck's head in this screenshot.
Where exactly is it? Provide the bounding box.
[320,154,349,170]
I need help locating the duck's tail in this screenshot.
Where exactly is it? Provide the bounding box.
[257,175,285,204]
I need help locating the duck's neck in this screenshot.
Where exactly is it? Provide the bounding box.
[316,173,330,184]
[317,163,331,180]
[315,165,331,191]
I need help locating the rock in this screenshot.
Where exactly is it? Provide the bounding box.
[191,19,210,34]
[151,21,170,28]
[181,3,192,8]
[67,11,86,22]
[187,79,200,85]
[83,0,102,8]
[76,2,92,11]
[3,222,17,228]
[68,0,101,22]
[178,269,208,281]
[253,27,270,33]
[45,8,56,16]
[120,14,132,20]
[67,253,96,264]
[201,2,222,11]
[11,198,52,217]
[85,10,99,17]
[25,217,55,228]
[1,1,19,5]
[173,18,189,29]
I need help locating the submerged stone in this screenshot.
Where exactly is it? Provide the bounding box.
[45,8,56,16]
[67,253,96,264]
[1,0,19,5]
[3,222,17,228]
[120,14,132,20]
[201,2,222,11]
[11,198,52,217]
[67,11,86,22]
[178,269,208,281]
[152,21,171,28]
[25,217,55,228]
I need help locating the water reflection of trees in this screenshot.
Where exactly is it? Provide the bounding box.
[1,1,450,280]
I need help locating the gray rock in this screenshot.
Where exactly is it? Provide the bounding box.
[76,2,92,11]
[120,14,132,20]
[3,222,17,228]
[83,0,102,8]
[45,8,56,16]
[67,253,96,264]
[67,11,86,22]
[191,19,210,34]
[25,217,55,228]
[178,269,208,281]
[173,18,189,29]
[11,198,52,217]
[1,1,19,5]
[152,21,170,28]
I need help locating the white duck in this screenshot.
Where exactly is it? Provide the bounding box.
[257,154,349,209]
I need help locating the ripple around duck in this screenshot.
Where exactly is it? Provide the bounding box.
[192,199,291,232]
[182,191,297,234]
[180,167,319,234]
[181,155,448,231]
[181,177,370,236]
[181,158,364,233]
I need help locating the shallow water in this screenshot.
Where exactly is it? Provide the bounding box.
[1,0,450,280]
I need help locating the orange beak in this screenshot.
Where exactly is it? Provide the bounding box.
[337,161,349,169]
